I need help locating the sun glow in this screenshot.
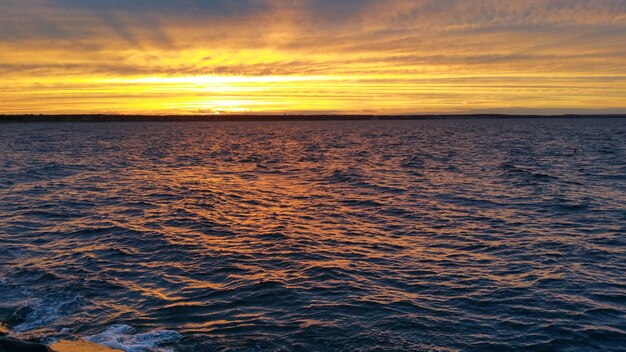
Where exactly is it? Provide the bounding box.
[1,0,625,115]
[118,75,337,85]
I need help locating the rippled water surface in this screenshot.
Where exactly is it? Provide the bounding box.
[1,119,626,351]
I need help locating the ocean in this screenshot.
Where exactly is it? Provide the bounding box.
[1,118,625,351]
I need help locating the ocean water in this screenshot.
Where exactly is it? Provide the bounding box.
[0,118,625,352]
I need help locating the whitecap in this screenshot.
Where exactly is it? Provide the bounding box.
[12,294,84,332]
[86,324,182,352]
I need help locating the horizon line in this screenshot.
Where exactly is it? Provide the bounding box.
[2,113,626,124]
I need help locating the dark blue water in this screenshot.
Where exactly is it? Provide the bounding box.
[1,119,625,351]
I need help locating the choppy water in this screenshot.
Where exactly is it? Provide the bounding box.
[1,119,625,352]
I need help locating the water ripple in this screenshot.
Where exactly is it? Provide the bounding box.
[1,119,625,351]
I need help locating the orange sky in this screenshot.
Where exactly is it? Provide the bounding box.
[1,0,625,115]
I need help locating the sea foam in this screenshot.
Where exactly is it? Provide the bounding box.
[86,325,182,352]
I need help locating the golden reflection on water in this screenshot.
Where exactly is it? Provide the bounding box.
[3,120,625,350]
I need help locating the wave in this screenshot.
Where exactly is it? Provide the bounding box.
[86,325,182,352]
[1,119,625,351]
[10,293,85,333]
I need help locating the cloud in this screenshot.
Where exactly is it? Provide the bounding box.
[0,0,625,114]
[2,0,625,52]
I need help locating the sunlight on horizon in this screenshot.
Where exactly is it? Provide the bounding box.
[1,0,625,115]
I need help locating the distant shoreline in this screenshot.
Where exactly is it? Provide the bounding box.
[1,114,625,123]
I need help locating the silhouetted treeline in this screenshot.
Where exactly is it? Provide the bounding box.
[1,114,625,123]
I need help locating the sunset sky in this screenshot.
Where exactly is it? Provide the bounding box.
[1,0,625,115]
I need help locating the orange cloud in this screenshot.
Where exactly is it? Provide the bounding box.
[1,0,625,114]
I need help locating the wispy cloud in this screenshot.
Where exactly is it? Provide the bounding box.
[0,0,625,114]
